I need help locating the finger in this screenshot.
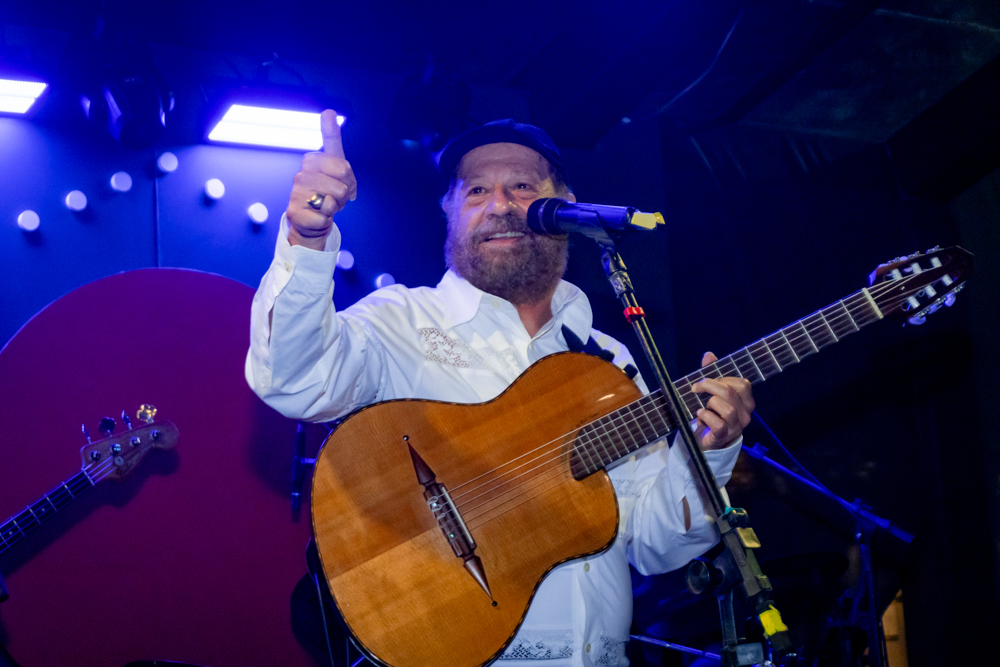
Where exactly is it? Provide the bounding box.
[696,409,728,447]
[321,109,346,159]
[294,171,351,205]
[701,351,718,368]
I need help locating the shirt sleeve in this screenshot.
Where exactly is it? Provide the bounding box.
[245,214,389,422]
[624,435,741,575]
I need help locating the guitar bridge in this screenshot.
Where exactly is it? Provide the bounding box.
[407,439,493,601]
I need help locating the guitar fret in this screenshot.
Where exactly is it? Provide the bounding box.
[762,332,794,368]
[802,312,838,349]
[737,348,765,383]
[748,340,781,379]
[828,300,860,338]
[786,320,819,359]
[775,329,800,364]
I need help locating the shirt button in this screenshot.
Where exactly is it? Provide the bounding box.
[585,643,591,653]
[583,562,590,572]
[491,299,501,307]
[283,262,290,271]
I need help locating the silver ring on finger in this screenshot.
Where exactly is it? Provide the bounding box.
[306,194,325,210]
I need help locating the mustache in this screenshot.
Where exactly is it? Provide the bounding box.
[472,213,530,242]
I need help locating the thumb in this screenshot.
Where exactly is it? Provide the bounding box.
[320,109,345,158]
[701,351,718,368]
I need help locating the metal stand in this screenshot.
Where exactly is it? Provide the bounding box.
[742,442,913,667]
[599,245,794,666]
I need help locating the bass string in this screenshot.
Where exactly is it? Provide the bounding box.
[1,457,119,546]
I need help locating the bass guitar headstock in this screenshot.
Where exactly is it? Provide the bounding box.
[79,404,179,483]
[868,246,973,325]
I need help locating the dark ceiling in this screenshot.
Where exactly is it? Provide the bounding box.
[2,0,999,150]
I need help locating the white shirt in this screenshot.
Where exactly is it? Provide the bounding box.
[246,216,741,666]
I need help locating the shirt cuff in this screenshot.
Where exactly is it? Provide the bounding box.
[274,213,342,289]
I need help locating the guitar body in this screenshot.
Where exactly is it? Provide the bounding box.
[311,353,643,667]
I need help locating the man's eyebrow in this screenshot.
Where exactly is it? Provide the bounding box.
[460,168,546,183]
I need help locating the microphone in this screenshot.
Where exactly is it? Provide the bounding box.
[526,198,664,244]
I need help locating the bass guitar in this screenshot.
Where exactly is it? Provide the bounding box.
[310,246,972,667]
[0,405,179,560]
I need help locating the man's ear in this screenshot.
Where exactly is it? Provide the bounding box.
[565,191,577,203]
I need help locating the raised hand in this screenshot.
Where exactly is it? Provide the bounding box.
[691,351,754,450]
[286,109,358,250]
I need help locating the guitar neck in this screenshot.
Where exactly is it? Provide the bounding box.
[0,469,95,555]
[573,286,884,475]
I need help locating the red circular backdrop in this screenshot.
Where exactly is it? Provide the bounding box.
[0,269,318,666]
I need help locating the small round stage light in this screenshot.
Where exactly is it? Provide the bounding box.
[157,152,179,173]
[248,203,268,224]
[204,178,225,200]
[336,250,355,271]
[110,171,133,192]
[375,273,395,289]
[65,190,88,211]
[17,210,40,232]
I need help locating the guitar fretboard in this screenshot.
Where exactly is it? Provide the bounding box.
[570,287,884,477]
[0,469,95,554]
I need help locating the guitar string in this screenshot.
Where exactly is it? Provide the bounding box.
[444,283,907,507]
[446,298,896,524]
[0,457,119,548]
[432,282,939,528]
[445,286,916,518]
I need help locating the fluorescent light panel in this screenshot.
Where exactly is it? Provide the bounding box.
[207,104,346,150]
[0,79,48,114]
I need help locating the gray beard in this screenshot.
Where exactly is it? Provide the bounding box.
[444,212,569,306]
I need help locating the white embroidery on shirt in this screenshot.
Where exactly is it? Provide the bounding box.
[499,630,574,660]
[419,328,520,383]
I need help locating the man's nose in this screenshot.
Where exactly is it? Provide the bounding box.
[485,184,517,214]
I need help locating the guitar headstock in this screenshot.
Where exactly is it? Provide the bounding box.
[79,407,179,483]
[868,246,974,325]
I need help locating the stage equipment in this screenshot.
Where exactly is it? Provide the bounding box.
[527,197,664,245]
[204,178,225,201]
[386,58,471,152]
[593,240,967,667]
[110,171,133,193]
[248,203,269,225]
[157,151,179,173]
[61,29,174,149]
[204,79,351,151]
[0,77,47,115]
[16,210,40,232]
[63,190,87,212]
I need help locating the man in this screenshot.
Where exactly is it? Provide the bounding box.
[246,111,753,666]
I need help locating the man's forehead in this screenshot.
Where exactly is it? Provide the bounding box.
[456,142,551,180]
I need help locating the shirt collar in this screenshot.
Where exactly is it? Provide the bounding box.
[437,269,594,341]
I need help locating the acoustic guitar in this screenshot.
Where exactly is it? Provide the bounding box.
[310,246,972,667]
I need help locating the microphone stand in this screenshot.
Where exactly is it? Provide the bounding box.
[598,242,794,666]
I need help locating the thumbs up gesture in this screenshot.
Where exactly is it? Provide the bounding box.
[286,109,358,249]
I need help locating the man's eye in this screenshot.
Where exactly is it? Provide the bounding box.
[515,183,532,190]
[466,186,485,196]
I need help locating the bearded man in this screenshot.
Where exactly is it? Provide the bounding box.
[247,111,753,666]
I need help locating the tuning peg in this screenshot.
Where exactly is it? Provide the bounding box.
[907,316,926,326]
[137,404,157,424]
[121,410,133,430]
[82,423,92,444]
[945,293,956,307]
[99,417,116,437]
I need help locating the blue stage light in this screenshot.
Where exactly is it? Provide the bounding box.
[207,104,345,151]
[0,78,47,115]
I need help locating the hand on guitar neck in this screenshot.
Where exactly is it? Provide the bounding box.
[691,351,755,450]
